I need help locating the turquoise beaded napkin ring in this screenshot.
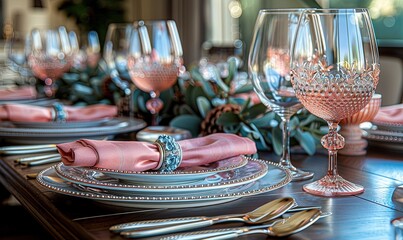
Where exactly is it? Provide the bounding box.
[51,103,67,122]
[154,135,182,172]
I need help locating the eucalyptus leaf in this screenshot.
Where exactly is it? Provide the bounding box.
[272,127,283,155]
[299,114,319,126]
[196,96,211,118]
[229,97,247,106]
[223,125,241,134]
[250,112,275,128]
[243,123,270,151]
[234,84,254,94]
[289,117,300,131]
[216,112,241,127]
[242,103,267,120]
[210,65,230,93]
[295,129,316,156]
[191,68,216,98]
[224,57,237,85]
[62,73,80,83]
[179,104,197,115]
[169,114,202,137]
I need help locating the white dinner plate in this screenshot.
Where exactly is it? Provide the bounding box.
[54,158,268,194]
[36,159,292,208]
[94,156,248,185]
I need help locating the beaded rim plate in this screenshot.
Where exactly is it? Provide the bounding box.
[11,118,110,129]
[92,156,248,185]
[54,158,268,193]
[362,129,403,151]
[0,117,146,144]
[36,158,292,208]
[372,121,403,132]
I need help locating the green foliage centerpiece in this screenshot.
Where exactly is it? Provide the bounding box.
[169,58,327,155]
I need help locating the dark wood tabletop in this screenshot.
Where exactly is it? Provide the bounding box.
[0,146,402,240]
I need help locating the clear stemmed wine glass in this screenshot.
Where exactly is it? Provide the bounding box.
[4,32,33,82]
[27,26,75,97]
[103,23,134,116]
[249,9,314,181]
[69,30,101,71]
[290,9,380,196]
[127,20,183,125]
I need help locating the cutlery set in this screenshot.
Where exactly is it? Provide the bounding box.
[110,197,330,239]
[0,144,60,166]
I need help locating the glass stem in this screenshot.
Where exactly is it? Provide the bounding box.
[280,117,291,168]
[324,122,343,178]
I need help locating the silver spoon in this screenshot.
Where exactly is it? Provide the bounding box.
[159,210,331,240]
[119,197,296,238]
[202,208,323,240]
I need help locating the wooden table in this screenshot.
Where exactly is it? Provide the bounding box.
[0,147,402,240]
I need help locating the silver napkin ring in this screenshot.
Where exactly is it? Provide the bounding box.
[154,135,182,172]
[52,103,67,122]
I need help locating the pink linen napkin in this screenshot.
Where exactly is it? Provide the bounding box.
[373,104,403,125]
[0,86,37,100]
[57,133,257,172]
[0,104,117,122]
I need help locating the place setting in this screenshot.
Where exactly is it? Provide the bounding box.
[0,102,146,144]
[36,133,293,208]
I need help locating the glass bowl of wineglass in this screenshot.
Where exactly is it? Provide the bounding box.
[27,26,75,97]
[291,8,380,196]
[127,20,184,126]
[249,9,314,181]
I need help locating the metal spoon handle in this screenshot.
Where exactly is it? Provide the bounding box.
[159,221,280,240]
[110,214,242,233]
[110,216,208,233]
[204,229,267,240]
[121,219,218,238]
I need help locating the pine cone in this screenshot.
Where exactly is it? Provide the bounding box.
[200,104,242,136]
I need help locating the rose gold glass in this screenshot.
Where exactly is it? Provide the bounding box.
[127,20,183,125]
[27,27,75,97]
[291,9,380,196]
[249,9,314,181]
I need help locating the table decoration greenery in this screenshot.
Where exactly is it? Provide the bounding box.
[35,57,326,156]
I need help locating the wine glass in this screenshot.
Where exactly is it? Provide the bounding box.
[69,31,101,71]
[249,9,314,181]
[27,27,75,97]
[290,9,380,196]
[127,20,183,125]
[4,31,33,82]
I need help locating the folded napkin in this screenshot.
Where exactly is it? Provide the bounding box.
[57,133,257,172]
[0,86,37,100]
[0,103,117,122]
[373,104,403,125]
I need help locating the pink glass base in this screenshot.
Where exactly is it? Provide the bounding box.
[303,174,364,197]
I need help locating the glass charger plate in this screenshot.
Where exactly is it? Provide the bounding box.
[54,158,267,194]
[93,156,248,185]
[0,117,146,144]
[36,159,292,208]
[11,118,110,129]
